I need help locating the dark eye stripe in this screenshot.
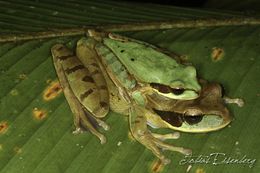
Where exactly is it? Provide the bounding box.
[158,85,172,93]
[153,109,183,127]
[154,108,205,127]
[150,83,171,93]
[150,83,184,95]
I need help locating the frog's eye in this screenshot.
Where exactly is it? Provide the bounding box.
[172,88,185,95]
[183,113,204,125]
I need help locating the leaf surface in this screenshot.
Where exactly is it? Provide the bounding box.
[0,1,259,173]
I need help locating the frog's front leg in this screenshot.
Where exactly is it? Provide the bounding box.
[199,79,244,107]
[223,96,244,107]
[129,104,191,164]
[151,132,180,141]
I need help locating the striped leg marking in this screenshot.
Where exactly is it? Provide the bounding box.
[51,44,110,143]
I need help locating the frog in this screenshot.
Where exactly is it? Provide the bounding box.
[51,30,242,164]
[146,79,243,132]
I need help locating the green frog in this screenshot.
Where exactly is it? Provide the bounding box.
[51,30,243,164]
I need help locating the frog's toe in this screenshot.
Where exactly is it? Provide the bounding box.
[224,97,245,107]
[153,138,191,156]
[151,132,180,140]
[182,148,192,155]
[72,127,84,135]
[99,121,110,131]
[99,135,107,144]
[161,158,171,165]
[171,132,180,139]
[236,98,244,107]
[94,118,110,131]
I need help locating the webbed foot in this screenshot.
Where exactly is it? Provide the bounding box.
[134,131,191,164]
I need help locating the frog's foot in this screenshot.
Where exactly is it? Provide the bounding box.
[134,131,191,165]
[223,96,244,107]
[72,127,84,135]
[72,108,107,144]
[93,117,110,131]
[151,132,180,141]
[130,105,191,164]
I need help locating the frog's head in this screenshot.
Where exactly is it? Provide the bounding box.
[148,81,232,132]
[150,66,201,101]
[99,33,201,100]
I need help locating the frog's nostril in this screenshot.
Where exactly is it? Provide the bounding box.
[150,83,185,96]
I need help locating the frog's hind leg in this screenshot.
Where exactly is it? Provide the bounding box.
[76,37,111,116]
[80,107,110,131]
[223,96,244,107]
[51,44,109,143]
[65,86,107,144]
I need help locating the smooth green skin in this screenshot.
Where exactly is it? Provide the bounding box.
[103,37,201,100]
[95,42,137,90]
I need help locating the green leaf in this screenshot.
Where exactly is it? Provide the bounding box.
[0,0,259,173]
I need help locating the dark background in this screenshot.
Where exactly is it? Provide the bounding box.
[114,0,260,14]
[129,0,206,7]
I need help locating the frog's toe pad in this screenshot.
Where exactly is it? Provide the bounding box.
[97,120,110,131]
[101,123,110,131]
[224,97,244,107]
[172,132,180,139]
[182,148,192,155]
[72,127,84,135]
[99,135,107,144]
[162,158,171,165]
[236,99,244,107]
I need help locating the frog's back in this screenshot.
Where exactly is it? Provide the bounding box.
[103,37,198,89]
